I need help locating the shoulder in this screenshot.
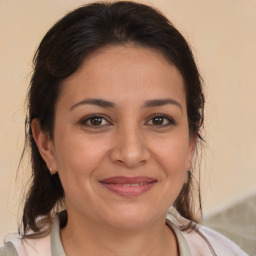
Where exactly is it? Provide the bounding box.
[0,233,51,256]
[182,224,249,256]
[0,241,18,256]
[166,208,249,256]
[0,214,65,256]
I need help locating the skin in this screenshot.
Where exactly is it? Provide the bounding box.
[32,44,196,256]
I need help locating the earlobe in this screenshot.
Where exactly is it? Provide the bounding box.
[31,119,58,174]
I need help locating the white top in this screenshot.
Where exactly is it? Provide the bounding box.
[0,211,249,256]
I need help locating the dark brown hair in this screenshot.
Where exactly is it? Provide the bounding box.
[21,0,204,237]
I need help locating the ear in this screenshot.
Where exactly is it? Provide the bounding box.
[186,135,197,171]
[31,119,58,175]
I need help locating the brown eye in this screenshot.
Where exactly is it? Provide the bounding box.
[80,115,110,127]
[147,114,176,127]
[90,117,103,125]
[152,116,164,125]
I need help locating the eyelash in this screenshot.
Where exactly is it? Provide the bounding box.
[147,114,176,127]
[79,114,176,128]
[79,114,111,128]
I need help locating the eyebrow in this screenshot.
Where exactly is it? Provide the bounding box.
[70,98,182,111]
[142,99,183,111]
[70,98,115,111]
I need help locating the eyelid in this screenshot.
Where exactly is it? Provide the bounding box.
[79,114,112,127]
[146,113,176,126]
[78,113,176,128]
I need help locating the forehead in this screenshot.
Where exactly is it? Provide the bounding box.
[59,45,186,108]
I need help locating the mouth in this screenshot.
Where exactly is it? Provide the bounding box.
[99,176,157,197]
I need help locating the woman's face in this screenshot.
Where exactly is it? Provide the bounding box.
[43,45,195,229]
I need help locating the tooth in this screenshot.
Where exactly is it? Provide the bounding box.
[120,183,149,187]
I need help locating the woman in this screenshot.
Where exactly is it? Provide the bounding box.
[0,1,248,255]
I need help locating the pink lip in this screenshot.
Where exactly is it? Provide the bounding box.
[99,176,157,197]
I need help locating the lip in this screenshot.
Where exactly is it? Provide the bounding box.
[99,176,157,197]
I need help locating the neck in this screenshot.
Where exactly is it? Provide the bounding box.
[60,211,178,256]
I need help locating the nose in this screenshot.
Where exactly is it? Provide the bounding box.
[109,125,150,168]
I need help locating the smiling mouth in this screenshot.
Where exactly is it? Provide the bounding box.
[99,176,157,197]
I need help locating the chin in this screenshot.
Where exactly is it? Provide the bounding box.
[102,205,161,230]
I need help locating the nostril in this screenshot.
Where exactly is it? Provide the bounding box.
[116,159,125,164]
[114,158,147,168]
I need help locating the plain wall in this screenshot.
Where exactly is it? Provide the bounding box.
[1,0,256,241]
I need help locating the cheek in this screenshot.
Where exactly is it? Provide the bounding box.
[150,134,190,193]
[148,138,189,208]
[151,135,190,174]
[53,134,111,208]
[53,131,110,182]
